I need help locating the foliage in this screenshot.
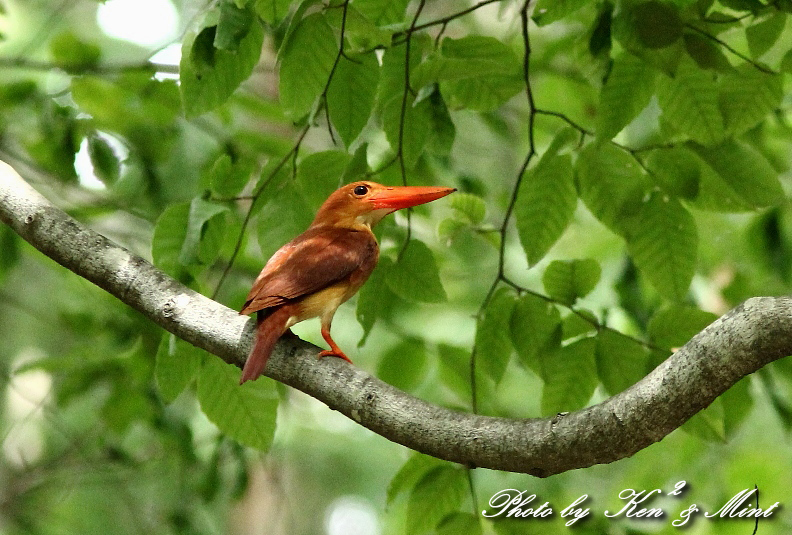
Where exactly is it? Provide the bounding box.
[1,0,792,534]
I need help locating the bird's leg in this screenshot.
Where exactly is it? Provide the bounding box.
[318,325,353,363]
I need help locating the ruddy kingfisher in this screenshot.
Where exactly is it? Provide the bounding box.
[239,181,455,383]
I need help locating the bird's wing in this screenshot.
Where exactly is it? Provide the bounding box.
[239,226,378,315]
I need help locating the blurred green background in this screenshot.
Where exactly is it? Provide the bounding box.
[2,0,792,534]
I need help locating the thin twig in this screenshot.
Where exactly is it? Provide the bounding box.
[396,0,427,260]
[211,125,310,299]
[392,0,503,43]
[470,0,536,415]
[683,23,776,74]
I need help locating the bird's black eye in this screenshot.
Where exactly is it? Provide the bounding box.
[353,184,369,196]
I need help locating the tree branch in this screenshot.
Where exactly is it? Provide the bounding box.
[2,160,791,477]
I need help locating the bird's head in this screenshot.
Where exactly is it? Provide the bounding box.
[313,181,456,229]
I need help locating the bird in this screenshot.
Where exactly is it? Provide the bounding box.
[238,180,455,383]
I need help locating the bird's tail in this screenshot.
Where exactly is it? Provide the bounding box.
[240,306,292,384]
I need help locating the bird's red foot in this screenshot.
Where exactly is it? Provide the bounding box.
[317,349,353,363]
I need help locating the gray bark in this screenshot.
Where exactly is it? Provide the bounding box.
[2,160,790,476]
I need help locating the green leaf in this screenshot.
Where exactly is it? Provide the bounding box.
[542,259,601,305]
[180,20,264,117]
[450,193,486,225]
[425,92,456,158]
[596,53,657,140]
[406,465,468,535]
[356,257,397,344]
[384,240,447,303]
[376,338,427,392]
[631,1,683,49]
[87,134,119,185]
[152,202,191,275]
[533,0,591,26]
[436,344,473,403]
[387,454,443,505]
[541,337,598,415]
[254,0,293,25]
[682,398,725,441]
[0,225,20,283]
[381,92,431,170]
[656,58,724,145]
[327,53,379,147]
[596,330,650,395]
[180,198,229,265]
[278,12,338,120]
[690,140,784,209]
[515,153,577,266]
[648,304,717,349]
[474,287,517,383]
[562,308,598,340]
[197,358,278,450]
[436,36,524,111]
[683,32,732,71]
[509,294,562,377]
[49,31,101,71]
[377,39,431,168]
[722,377,753,438]
[155,334,204,402]
[295,150,351,208]
[575,143,648,234]
[214,0,253,52]
[354,0,411,25]
[208,153,253,197]
[718,67,783,136]
[438,513,482,535]
[625,192,697,301]
[645,146,700,199]
[256,181,314,260]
